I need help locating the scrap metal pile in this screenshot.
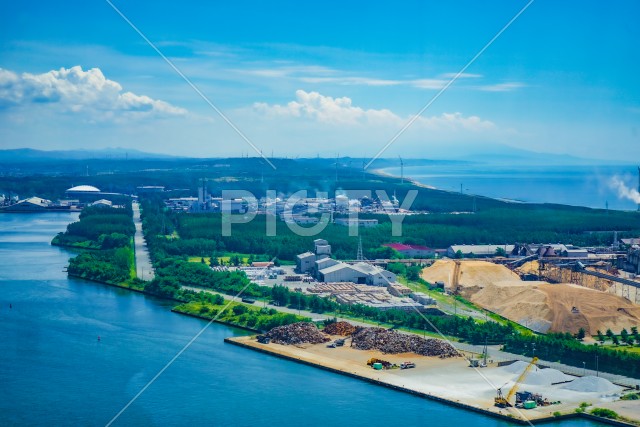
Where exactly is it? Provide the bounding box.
[265,322,330,345]
[351,327,459,358]
[323,321,357,336]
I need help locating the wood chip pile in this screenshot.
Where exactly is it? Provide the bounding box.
[265,322,330,345]
[323,321,357,336]
[351,327,459,358]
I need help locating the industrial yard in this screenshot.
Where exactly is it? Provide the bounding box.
[227,322,639,424]
[422,260,640,334]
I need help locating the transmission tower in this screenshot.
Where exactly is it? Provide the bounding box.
[356,237,363,261]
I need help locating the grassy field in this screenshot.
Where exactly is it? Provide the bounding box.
[173,298,308,331]
[598,344,640,354]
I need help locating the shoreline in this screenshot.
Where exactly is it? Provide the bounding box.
[67,273,261,333]
[225,335,639,427]
[370,168,532,205]
[370,168,437,190]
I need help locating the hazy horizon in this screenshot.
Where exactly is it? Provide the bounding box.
[2,1,639,162]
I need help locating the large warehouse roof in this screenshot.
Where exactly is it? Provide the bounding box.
[66,185,101,193]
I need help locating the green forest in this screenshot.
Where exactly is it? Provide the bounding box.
[52,205,135,249]
[142,204,640,262]
[55,204,136,284]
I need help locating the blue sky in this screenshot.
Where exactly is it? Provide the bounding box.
[1,0,639,161]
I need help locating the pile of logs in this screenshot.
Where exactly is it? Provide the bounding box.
[323,321,357,336]
[265,322,330,345]
[351,327,459,358]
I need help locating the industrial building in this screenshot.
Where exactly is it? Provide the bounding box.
[65,185,101,197]
[295,239,332,274]
[628,245,640,275]
[511,243,589,258]
[447,244,515,258]
[136,186,165,194]
[383,243,435,258]
[295,239,396,286]
[317,262,396,286]
[334,218,378,228]
[0,196,51,212]
[90,199,113,208]
[64,185,130,205]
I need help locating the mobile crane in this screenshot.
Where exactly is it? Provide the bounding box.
[495,357,539,408]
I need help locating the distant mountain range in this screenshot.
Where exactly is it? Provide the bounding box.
[0,144,629,166]
[0,148,179,162]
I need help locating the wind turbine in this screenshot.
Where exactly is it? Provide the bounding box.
[398,156,404,184]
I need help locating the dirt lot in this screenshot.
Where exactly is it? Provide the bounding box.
[422,260,640,334]
[229,335,637,423]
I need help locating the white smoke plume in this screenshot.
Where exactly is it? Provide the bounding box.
[609,175,640,204]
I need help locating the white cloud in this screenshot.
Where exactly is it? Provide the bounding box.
[298,76,401,86]
[478,82,526,92]
[0,66,186,119]
[440,72,483,79]
[252,90,495,132]
[411,78,448,90]
[253,89,398,125]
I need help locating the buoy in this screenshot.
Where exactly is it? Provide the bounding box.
[97,336,101,342]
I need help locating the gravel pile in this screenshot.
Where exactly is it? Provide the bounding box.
[323,321,357,336]
[561,376,621,393]
[503,361,573,385]
[265,322,330,345]
[351,327,459,358]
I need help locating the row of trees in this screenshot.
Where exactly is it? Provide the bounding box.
[504,332,640,378]
[596,327,640,346]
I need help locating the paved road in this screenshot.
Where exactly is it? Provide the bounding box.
[132,202,154,281]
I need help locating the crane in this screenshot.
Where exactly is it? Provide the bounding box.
[495,357,539,408]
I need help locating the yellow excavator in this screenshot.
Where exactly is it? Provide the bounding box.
[495,357,539,408]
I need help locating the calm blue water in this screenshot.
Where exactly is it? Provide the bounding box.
[385,164,639,210]
[0,213,602,426]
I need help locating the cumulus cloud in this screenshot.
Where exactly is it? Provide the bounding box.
[0,66,186,119]
[253,90,399,125]
[253,90,495,131]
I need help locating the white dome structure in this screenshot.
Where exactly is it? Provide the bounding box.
[66,185,101,193]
